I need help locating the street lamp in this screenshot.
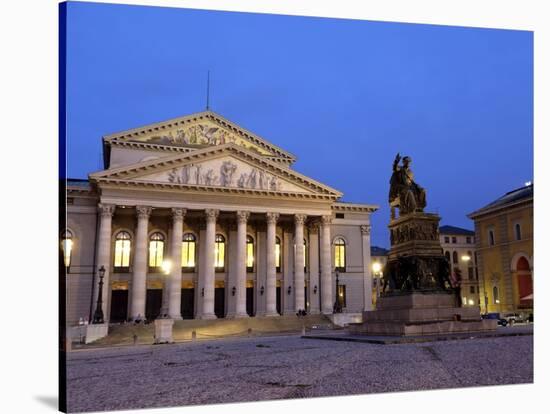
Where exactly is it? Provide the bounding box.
[372,261,382,306]
[333,270,342,313]
[92,265,106,324]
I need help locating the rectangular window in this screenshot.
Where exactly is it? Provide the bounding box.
[470,286,475,294]
[335,245,346,270]
[489,230,495,246]
[246,242,254,271]
[181,241,196,268]
[114,240,131,268]
[468,267,474,280]
[444,236,449,243]
[215,242,225,269]
[338,284,346,308]
[335,213,345,219]
[466,236,471,244]
[149,241,164,268]
[452,236,457,244]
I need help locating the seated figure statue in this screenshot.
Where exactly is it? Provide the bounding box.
[389,153,427,216]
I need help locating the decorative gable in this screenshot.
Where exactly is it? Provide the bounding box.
[104,111,295,164]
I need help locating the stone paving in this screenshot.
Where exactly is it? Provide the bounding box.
[66,333,533,413]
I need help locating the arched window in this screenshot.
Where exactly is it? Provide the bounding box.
[334,237,346,272]
[61,229,73,268]
[215,234,225,271]
[246,235,254,272]
[148,232,165,268]
[445,251,451,262]
[181,233,196,270]
[452,251,458,264]
[114,231,131,269]
[515,223,522,241]
[493,286,500,304]
[275,236,282,273]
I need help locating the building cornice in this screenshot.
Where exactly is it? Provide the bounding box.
[332,202,379,213]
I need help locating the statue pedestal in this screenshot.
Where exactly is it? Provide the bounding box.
[154,318,174,344]
[349,292,496,336]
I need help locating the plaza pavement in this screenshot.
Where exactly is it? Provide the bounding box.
[66,329,533,413]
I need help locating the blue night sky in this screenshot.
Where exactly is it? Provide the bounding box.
[65,2,533,248]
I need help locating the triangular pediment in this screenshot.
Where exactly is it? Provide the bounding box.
[104,111,295,164]
[91,144,342,199]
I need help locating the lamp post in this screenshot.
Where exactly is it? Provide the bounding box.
[92,266,106,324]
[333,270,342,313]
[372,262,382,308]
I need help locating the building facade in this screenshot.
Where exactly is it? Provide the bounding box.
[63,111,378,325]
[468,184,533,315]
[370,246,388,308]
[439,225,478,307]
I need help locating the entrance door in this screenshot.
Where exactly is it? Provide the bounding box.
[110,290,128,322]
[145,289,162,321]
[276,286,281,315]
[246,287,254,316]
[181,288,195,319]
[214,288,225,318]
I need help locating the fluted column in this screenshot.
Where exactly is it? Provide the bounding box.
[320,215,333,314]
[130,206,152,320]
[294,214,307,312]
[92,203,115,322]
[201,209,219,319]
[265,212,279,316]
[361,224,373,311]
[308,221,320,314]
[168,208,186,319]
[235,211,250,317]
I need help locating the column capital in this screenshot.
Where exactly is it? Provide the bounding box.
[205,209,219,222]
[360,225,371,235]
[136,206,152,219]
[236,211,250,224]
[266,212,280,224]
[307,219,320,233]
[171,207,186,221]
[294,214,307,226]
[321,215,333,226]
[98,203,115,217]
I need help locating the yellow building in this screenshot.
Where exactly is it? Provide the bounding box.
[468,184,533,316]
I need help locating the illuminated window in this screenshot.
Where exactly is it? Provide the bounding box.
[334,237,346,271]
[181,233,196,270]
[148,232,165,268]
[61,229,73,268]
[338,284,347,307]
[215,234,225,271]
[114,231,131,269]
[493,286,500,304]
[246,235,254,272]
[275,236,282,272]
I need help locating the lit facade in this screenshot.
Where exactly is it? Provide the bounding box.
[439,225,478,307]
[468,184,533,315]
[63,111,378,325]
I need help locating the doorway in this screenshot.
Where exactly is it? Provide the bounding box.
[214,285,225,318]
[181,288,195,319]
[110,289,128,322]
[146,289,162,321]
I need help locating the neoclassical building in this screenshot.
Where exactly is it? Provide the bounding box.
[63,111,378,325]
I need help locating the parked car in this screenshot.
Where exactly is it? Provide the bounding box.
[503,313,524,324]
[483,312,508,326]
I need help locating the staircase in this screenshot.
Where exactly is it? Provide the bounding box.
[86,314,334,347]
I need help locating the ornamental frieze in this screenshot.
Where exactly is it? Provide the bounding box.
[166,160,283,191]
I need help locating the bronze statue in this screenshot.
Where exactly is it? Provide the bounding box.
[389,153,427,216]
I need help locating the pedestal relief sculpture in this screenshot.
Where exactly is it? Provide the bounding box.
[349,153,496,336]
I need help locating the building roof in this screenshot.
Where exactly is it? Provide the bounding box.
[468,184,533,219]
[439,225,475,236]
[67,178,90,187]
[371,246,389,256]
